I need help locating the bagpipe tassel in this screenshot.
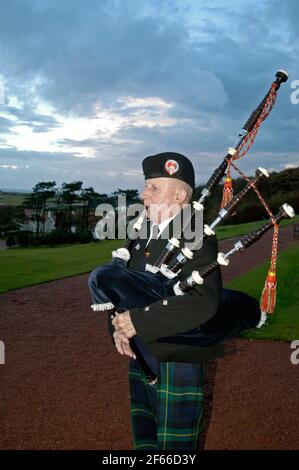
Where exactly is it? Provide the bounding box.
[260,223,279,314]
[220,176,233,209]
[260,270,277,314]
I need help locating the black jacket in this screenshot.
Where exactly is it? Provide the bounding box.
[129,214,224,362]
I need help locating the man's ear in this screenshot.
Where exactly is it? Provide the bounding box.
[175,187,187,204]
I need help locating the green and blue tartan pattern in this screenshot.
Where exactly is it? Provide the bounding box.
[129,358,207,450]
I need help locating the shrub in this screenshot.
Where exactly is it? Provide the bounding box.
[76,231,94,244]
[6,233,17,248]
[43,230,65,246]
[16,231,31,247]
[231,202,266,224]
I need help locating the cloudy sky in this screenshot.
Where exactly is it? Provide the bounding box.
[0,0,298,193]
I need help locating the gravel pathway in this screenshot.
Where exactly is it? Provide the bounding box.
[0,224,298,450]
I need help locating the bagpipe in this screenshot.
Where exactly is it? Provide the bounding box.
[88,70,293,383]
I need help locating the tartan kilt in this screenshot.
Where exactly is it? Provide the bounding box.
[129,357,207,450]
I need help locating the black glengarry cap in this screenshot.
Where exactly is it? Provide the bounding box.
[142,152,195,188]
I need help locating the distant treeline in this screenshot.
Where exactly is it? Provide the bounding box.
[197,167,299,225]
[1,167,298,246]
[1,181,140,246]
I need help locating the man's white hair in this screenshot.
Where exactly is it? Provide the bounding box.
[176,180,193,203]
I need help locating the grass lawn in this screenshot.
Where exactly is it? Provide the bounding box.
[0,239,122,293]
[226,242,299,341]
[1,216,299,307]
[0,193,29,206]
[1,226,298,341]
[215,214,299,240]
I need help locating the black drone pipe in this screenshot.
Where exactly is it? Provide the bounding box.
[177,204,295,293]
[158,166,269,278]
[151,70,288,271]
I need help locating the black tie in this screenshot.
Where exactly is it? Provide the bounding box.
[150,223,159,241]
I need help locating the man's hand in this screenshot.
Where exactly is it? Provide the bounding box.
[112,311,137,339]
[113,330,136,359]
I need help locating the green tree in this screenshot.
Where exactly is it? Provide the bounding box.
[80,187,101,231]
[111,188,140,206]
[0,206,23,235]
[23,182,56,238]
[61,181,83,232]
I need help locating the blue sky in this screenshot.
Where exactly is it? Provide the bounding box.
[0,0,298,193]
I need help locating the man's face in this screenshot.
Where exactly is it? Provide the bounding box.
[140,177,181,224]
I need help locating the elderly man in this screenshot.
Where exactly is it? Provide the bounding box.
[110,152,223,450]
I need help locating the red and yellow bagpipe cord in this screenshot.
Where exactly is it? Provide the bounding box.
[260,224,279,314]
[220,82,278,209]
[228,161,279,314]
[219,83,280,313]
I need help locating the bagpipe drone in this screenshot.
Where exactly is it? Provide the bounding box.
[88,70,294,383]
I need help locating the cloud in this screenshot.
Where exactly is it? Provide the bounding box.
[0,0,298,192]
[0,115,15,134]
[0,0,229,113]
[1,164,18,170]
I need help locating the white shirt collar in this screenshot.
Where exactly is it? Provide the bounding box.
[157,215,176,236]
[146,215,176,247]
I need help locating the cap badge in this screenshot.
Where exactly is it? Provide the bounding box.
[164,159,179,176]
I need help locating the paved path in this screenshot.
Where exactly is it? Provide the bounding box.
[0,239,7,250]
[0,224,298,450]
